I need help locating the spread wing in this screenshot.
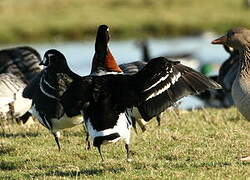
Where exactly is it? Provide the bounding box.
[61,57,221,121]
[103,57,221,119]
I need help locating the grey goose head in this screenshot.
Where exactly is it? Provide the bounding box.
[212,27,250,50]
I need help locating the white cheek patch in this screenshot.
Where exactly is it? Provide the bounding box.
[145,72,181,101]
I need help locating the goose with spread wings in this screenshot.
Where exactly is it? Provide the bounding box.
[61,56,221,161]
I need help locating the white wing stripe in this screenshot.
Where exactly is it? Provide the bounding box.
[145,83,171,101]
[144,73,169,92]
[171,72,181,84]
[145,72,181,101]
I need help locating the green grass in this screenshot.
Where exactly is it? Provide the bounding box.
[0,0,250,43]
[1,107,250,179]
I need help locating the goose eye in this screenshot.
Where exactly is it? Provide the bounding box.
[228,32,235,37]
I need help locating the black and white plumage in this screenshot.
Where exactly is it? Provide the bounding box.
[61,57,221,161]
[119,61,159,130]
[23,49,83,151]
[0,73,32,123]
[91,25,161,132]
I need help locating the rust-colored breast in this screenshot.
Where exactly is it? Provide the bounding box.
[105,50,122,72]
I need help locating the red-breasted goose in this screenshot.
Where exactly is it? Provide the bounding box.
[91,25,163,132]
[23,49,83,151]
[90,25,122,75]
[212,27,250,161]
[62,55,221,161]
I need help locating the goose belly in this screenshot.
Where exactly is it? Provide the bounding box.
[232,77,250,120]
[86,113,132,145]
[31,105,83,130]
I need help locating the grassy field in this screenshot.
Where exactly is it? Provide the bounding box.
[0,0,250,43]
[1,107,250,179]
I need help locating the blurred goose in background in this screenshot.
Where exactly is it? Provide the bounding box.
[136,39,200,70]
[218,45,239,96]
[61,55,221,161]
[193,44,239,108]
[212,27,250,161]
[23,49,83,151]
[0,46,42,124]
[0,73,32,125]
[193,75,227,108]
[0,46,42,83]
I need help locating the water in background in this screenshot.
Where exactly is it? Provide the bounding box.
[1,34,229,109]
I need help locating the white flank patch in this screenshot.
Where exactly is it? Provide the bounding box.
[145,72,181,101]
[86,113,131,145]
[144,74,169,92]
[40,78,59,100]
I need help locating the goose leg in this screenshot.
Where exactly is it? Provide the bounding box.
[131,116,138,134]
[53,133,61,152]
[156,115,161,126]
[125,144,132,162]
[85,132,91,150]
[136,118,147,132]
[83,123,91,150]
[97,145,104,161]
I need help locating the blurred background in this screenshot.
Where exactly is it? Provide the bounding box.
[1,0,249,108]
